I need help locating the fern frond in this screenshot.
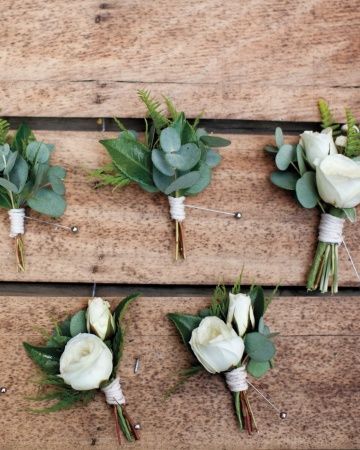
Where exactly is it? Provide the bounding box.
[318,99,340,136]
[90,163,131,189]
[163,96,179,120]
[345,108,360,157]
[0,118,10,145]
[137,89,169,133]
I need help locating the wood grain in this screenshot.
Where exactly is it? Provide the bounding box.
[0,0,359,119]
[0,295,359,450]
[0,130,359,286]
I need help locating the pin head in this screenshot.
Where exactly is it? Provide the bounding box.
[134,424,141,430]
[234,212,242,219]
[280,411,287,419]
[71,226,79,234]
[1,387,7,394]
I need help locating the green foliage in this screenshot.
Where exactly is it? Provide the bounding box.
[247,359,270,378]
[167,313,202,346]
[138,89,169,133]
[163,96,180,120]
[90,163,131,189]
[244,332,276,362]
[23,343,62,374]
[69,310,87,337]
[318,98,340,136]
[295,171,319,208]
[344,108,360,157]
[0,119,10,145]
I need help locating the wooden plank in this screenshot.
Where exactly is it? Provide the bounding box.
[0,296,359,449]
[0,131,359,285]
[0,0,359,119]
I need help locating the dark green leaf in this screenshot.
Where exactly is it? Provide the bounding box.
[138,182,159,193]
[164,171,200,195]
[0,191,11,208]
[165,143,201,171]
[295,171,319,208]
[270,170,299,190]
[200,135,231,147]
[12,123,35,153]
[181,121,196,144]
[160,127,181,153]
[249,285,265,327]
[28,188,66,217]
[100,135,153,186]
[70,310,87,337]
[264,145,278,154]
[167,313,202,346]
[244,332,276,362]
[23,342,62,374]
[151,148,175,176]
[247,359,270,378]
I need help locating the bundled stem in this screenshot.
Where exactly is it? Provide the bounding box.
[114,404,140,444]
[233,391,257,435]
[15,235,25,272]
[175,220,186,260]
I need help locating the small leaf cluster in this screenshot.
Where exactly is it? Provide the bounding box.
[168,281,278,380]
[95,91,231,197]
[0,122,66,217]
[23,293,140,412]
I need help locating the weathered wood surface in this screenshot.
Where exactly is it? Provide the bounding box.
[0,131,359,285]
[0,0,359,119]
[0,295,359,450]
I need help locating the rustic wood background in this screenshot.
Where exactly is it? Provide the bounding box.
[0,0,359,448]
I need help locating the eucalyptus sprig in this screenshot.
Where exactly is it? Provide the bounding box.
[24,294,141,445]
[168,279,279,435]
[92,90,231,260]
[0,121,67,271]
[265,100,360,293]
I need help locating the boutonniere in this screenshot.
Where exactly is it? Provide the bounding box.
[266,100,360,293]
[0,120,67,271]
[168,279,285,434]
[92,90,231,260]
[24,294,141,444]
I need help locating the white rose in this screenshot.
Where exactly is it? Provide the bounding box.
[300,128,337,168]
[189,316,244,374]
[59,333,113,390]
[316,154,360,208]
[226,293,255,337]
[86,297,115,341]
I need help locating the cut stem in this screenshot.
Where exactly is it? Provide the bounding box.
[15,235,25,272]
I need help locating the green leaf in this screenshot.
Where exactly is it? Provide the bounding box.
[264,145,278,154]
[3,151,18,175]
[165,143,201,171]
[295,171,319,208]
[23,342,62,374]
[164,171,200,195]
[343,207,356,223]
[0,191,11,208]
[181,121,196,144]
[9,155,29,193]
[296,144,306,175]
[244,332,276,362]
[205,149,221,167]
[0,177,19,193]
[258,316,271,336]
[46,335,71,348]
[270,170,298,190]
[48,166,66,195]
[26,141,50,164]
[27,189,66,217]
[249,285,265,327]
[151,148,175,176]
[153,167,174,193]
[275,144,296,171]
[113,293,141,326]
[100,135,153,186]
[275,127,283,148]
[167,313,202,346]
[199,135,231,147]
[247,359,270,378]
[12,123,35,153]
[138,182,159,193]
[160,127,181,153]
[184,163,211,195]
[70,310,87,337]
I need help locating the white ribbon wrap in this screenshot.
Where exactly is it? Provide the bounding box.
[8,208,25,238]
[168,196,185,222]
[318,213,344,244]
[225,366,248,392]
[101,377,126,406]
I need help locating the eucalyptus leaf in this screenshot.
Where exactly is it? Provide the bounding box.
[70,310,87,337]
[196,128,207,139]
[184,164,211,195]
[343,207,356,223]
[160,127,181,153]
[9,155,29,193]
[296,144,306,175]
[28,188,66,217]
[26,141,50,164]
[205,149,222,167]
[200,135,231,148]
[3,151,18,175]
[168,313,202,347]
[244,332,276,362]
[264,145,278,154]
[0,144,10,158]
[151,148,175,176]
[295,171,319,208]
[275,144,296,171]
[153,167,174,193]
[164,171,200,195]
[247,359,270,378]
[270,170,298,190]
[275,127,283,148]
[258,316,271,336]
[165,143,201,171]
[0,177,19,193]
